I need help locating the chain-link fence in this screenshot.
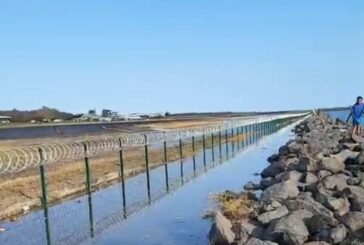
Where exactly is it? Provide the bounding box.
[0,113,309,245]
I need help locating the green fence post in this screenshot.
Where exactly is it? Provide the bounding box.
[225,129,229,158]
[164,139,169,192]
[255,123,258,140]
[252,124,255,143]
[179,137,184,183]
[144,135,151,204]
[231,127,235,156]
[118,139,127,217]
[83,143,92,195]
[237,127,240,151]
[203,132,206,167]
[258,122,261,138]
[192,136,196,172]
[250,124,253,144]
[211,133,215,163]
[38,148,51,245]
[83,143,94,238]
[240,126,243,148]
[218,127,222,160]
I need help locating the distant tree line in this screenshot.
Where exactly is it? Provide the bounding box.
[0,106,74,122]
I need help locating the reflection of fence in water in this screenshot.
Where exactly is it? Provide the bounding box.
[0,115,305,245]
[56,118,280,245]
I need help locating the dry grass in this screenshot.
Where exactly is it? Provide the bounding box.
[145,118,230,130]
[0,116,238,151]
[213,191,258,221]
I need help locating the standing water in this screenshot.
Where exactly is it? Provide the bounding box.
[86,123,300,245]
[0,119,302,245]
[326,109,350,122]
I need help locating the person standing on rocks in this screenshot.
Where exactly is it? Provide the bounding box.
[346,96,364,136]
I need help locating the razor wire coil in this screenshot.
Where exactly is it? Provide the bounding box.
[0,113,307,175]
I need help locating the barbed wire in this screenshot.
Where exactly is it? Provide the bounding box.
[0,113,307,175]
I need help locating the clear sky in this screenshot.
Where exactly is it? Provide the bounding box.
[0,0,363,114]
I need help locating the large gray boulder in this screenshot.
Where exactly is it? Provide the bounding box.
[257,205,289,225]
[340,211,364,233]
[279,145,290,156]
[264,211,310,245]
[280,157,300,168]
[295,157,319,172]
[260,178,279,190]
[330,225,347,244]
[333,149,359,163]
[302,172,318,184]
[287,142,303,155]
[357,151,364,165]
[303,242,331,245]
[263,201,283,212]
[347,177,361,186]
[317,170,332,180]
[240,219,264,238]
[314,225,347,244]
[209,211,236,245]
[347,186,364,212]
[358,171,364,188]
[321,174,349,191]
[244,181,261,191]
[245,238,278,245]
[261,162,285,178]
[275,170,302,183]
[260,181,300,206]
[268,154,279,163]
[319,157,346,174]
[284,192,338,229]
[327,197,350,217]
[314,174,349,211]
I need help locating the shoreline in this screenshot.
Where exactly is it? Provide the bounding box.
[209,113,364,245]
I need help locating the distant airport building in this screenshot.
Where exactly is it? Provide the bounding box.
[102,109,112,118]
[0,116,12,124]
[88,109,96,116]
[75,113,101,122]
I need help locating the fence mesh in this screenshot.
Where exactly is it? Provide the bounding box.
[0,113,310,245]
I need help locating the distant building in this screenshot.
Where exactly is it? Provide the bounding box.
[111,111,119,117]
[102,109,112,118]
[124,113,142,120]
[0,116,11,124]
[88,109,97,116]
[73,113,102,122]
[53,119,64,123]
[100,117,112,122]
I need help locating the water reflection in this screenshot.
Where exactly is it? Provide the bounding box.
[0,120,292,245]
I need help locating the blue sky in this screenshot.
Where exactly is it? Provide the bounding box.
[1,0,363,113]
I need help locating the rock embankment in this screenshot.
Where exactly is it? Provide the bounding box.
[209,114,364,245]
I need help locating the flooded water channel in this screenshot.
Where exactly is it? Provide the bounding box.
[1,120,300,245]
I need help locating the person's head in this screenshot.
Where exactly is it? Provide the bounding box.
[357,96,363,104]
